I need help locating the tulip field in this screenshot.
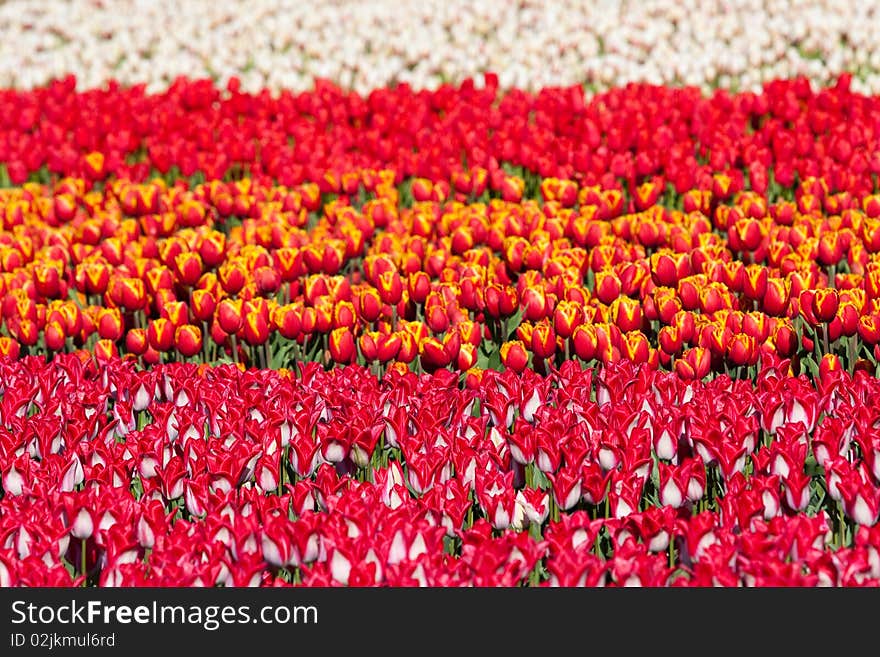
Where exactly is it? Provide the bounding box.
[4,4,880,589]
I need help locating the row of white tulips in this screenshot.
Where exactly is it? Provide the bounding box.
[2,0,880,94]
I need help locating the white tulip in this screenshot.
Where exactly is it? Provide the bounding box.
[0,0,878,94]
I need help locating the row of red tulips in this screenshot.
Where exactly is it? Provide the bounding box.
[0,354,878,586]
[0,73,876,201]
[0,171,878,379]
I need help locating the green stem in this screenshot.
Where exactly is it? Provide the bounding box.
[201,320,210,363]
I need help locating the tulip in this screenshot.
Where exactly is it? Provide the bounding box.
[125,328,148,356]
[190,289,217,323]
[357,288,383,323]
[44,320,66,351]
[329,327,356,364]
[376,270,403,306]
[242,306,271,346]
[425,302,450,334]
[96,308,124,342]
[76,263,110,296]
[674,347,711,380]
[407,272,431,305]
[858,314,880,345]
[727,333,758,367]
[500,340,529,373]
[198,231,227,268]
[551,300,583,340]
[94,338,118,362]
[530,320,556,360]
[216,298,244,334]
[146,318,174,352]
[812,289,840,324]
[418,336,451,371]
[484,284,517,318]
[174,252,203,287]
[175,324,203,358]
[594,269,622,305]
[109,277,147,312]
[218,262,247,296]
[612,296,643,333]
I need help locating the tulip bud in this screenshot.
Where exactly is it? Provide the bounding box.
[109,277,147,312]
[819,353,843,380]
[329,327,356,364]
[198,230,227,268]
[817,232,844,267]
[254,266,281,296]
[146,318,174,352]
[190,289,217,323]
[82,151,106,181]
[553,300,584,339]
[811,289,840,323]
[425,299,450,334]
[773,323,797,357]
[174,252,203,287]
[94,338,118,362]
[375,333,402,363]
[357,288,382,323]
[728,217,763,252]
[174,324,203,358]
[727,332,758,367]
[457,343,478,371]
[33,264,61,299]
[218,261,247,295]
[76,262,110,296]
[97,307,124,341]
[530,320,557,359]
[649,252,681,287]
[858,314,880,345]
[396,330,418,364]
[125,328,148,356]
[484,284,517,319]
[612,296,643,333]
[243,300,271,346]
[273,304,302,340]
[419,336,451,371]
[621,331,650,363]
[762,277,791,317]
[217,298,244,334]
[407,272,431,305]
[594,269,622,305]
[500,340,529,373]
[500,176,524,202]
[674,347,710,380]
[658,325,683,355]
[45,320,66,351]
[741,264,768,302]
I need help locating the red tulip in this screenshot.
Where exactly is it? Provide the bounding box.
[216,298,244,334]
[811,289,840,323]
[146,318,174,352]
[500,340,529,373]
[175,324,203,358]
[125,328,148,355]
[97,308,124,341]
[530,320,557,360]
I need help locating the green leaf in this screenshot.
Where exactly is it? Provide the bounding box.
[505,308,524,341]
[801,355,820,380]
[487,348,502,371]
